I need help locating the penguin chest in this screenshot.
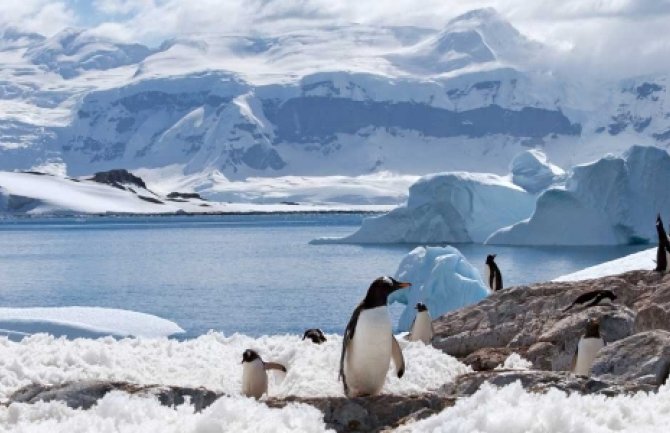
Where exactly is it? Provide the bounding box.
[574,337,604,376]
[242,359,267,399]
[345,307,392,396]
[409,312,433,344]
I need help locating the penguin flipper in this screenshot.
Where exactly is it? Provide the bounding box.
[340,302,363,395]
[391,336,405,378]
[263,362,287,373]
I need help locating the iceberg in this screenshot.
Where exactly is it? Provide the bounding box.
[510,149,565,193]
[488,146,670,245]
[0,306,184,339]
[390,246,490,331]
[314,172,536,244]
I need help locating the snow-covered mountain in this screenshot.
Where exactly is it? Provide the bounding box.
[0,8,669,197]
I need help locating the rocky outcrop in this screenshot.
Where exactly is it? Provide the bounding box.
[591,330,670,385]
[433,270,670,371]
[90,169,147,190]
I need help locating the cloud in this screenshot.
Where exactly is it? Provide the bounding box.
[0,1,76,35]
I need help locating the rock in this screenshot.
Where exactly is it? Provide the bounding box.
[461,347,518,371]
[9,381,221,411]
[440,370,657,397]
[167,192,203,200]
[90,169,147,190]
[267,394,454,433]
[433,270,670,370]
[591,330,670,385]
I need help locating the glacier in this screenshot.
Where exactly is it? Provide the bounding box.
[389,246,490,331]
[488,146,670,246]
[313,170,536,244]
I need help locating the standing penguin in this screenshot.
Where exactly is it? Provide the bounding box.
[485,254,503,291]
[407,303,433,344]
[571,318,604,376]
[241,349,287,399]
[655,214,670,272]
[339,276,411,397]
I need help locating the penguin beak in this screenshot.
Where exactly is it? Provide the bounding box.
[394,281,412,290]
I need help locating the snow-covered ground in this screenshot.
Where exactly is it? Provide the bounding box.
[0,171,394,215]
[0,307,184,340]
[554,248,655,282]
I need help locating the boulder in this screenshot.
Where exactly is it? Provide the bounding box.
[591,330,670,385]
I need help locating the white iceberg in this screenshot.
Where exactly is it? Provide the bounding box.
[314,172,535,244]
[0,306,184,339]
[488,146,670,245]
[510,149,565,193]
[390,246,490,331]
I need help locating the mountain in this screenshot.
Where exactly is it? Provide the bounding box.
[0,8,669,201]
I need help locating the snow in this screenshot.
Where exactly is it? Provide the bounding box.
[488,146,670,246]
[1,393,331,433]
[554,247,655,282]
[496,353,532,370]
[0,307,184,340]
[509,149,565,193]
[389,246,490,331]
[314,172,535,244]
[398,381,670,433]
[0,332,470,401]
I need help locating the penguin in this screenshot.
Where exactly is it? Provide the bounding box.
[302,328,327,344]
[339,276,411,397]
[485,254,503,291]
[407,302,433,344]
[563,290,617,312]
[654,214,670,272]
[241,349,286,399]
[571,318,604,376]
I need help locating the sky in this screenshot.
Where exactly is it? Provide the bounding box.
[1,0,669,78]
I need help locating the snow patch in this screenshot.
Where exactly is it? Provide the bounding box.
[389,246,490,331]
[554,247,655,282]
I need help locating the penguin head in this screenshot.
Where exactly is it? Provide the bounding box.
[584,318,601,338]
[485,254,497,265]
[415,302,428,312]
[363,276,411,308]
[241,349,260,364]
[303,328,327,344]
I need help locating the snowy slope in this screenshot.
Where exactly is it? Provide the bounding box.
[0,8,668,187]
[488,146,670,245]
[554,248,656,282]
[0,307,184,339]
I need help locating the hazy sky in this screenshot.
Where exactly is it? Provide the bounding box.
[2,0,670,78]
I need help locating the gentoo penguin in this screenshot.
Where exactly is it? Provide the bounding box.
[407,303,433,344]
[339,276,411,397]
[241,349,286,399]
[654,214,670,272]
[563,290,617,312]
[485,254,503,291]
[302,328,327,344]
[571,318,604,376]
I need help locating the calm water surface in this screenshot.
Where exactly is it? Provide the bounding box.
[0,214,647,337]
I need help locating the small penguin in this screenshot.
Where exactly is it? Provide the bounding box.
[563,290,617,312]
[654,214,670,272]
[485,254,503,291]
[571,318,604,376]
[407,303,433,344]
[302,328,327,344]
[241,349,286,399]
[339,276,411,397]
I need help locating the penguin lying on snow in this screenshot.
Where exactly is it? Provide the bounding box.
[241,349,286,399]
[571,318,604,376]
[485,254,503,291]
[303,328,327,344]
[655,214,670,272]
[563,290,617,312]
[407,303,433,344]
[340,276,410,397]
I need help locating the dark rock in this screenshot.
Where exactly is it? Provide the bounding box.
[137,195,164,204]
[461,347,518,371]
[90,169,147,190]
[167,192,203,200]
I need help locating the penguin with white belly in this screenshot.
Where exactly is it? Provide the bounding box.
[485,254,503,291]
[339,276,411,397]
[571,318,604,377]
[241,349,287,399]
[407,303,433,344]
[654,214,670,272]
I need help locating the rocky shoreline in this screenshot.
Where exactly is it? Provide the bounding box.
[5,269,670,432]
